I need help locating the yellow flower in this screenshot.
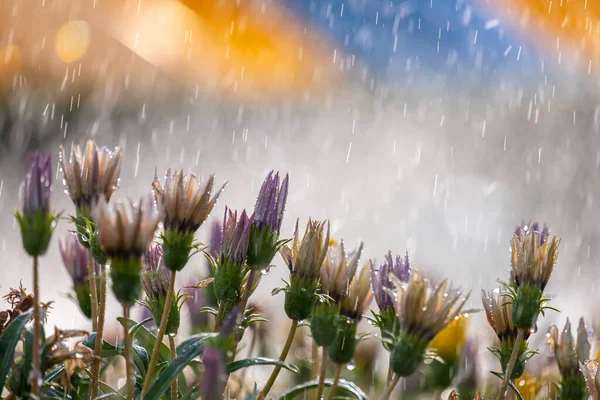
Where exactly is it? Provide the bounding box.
[429,314,468,361]
[515,372,544,400]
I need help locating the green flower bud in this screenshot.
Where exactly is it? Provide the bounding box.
[16,210,56,257]
[246,224,279,270]
[214,256,244,303]
[374,307,399,352]
[284,280,318,321]
[146,297,181,335]
[73,212,92,249]
[161,230,195,272]
[328,318,358,365]
[74,285,93,319]
[110,257,142,307]
[310,302,340,347]
[512,285,543,330]
[391,333,428,377]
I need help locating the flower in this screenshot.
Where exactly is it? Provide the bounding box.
[515,220,549,245]
[213,208,253,303]
[141,246,185,335]
[208,220,223,259]
[93,194,160,259]
[389,271,469,377]
[152,168,225,234]
[22,152,52,216]
[246,171,289,269]
[93,194,161,306]
[253,170,289,234]
[430,315,469,361]
[581,361,600,400]
[59,140,123,212]
[509,225,560,330]
[549,318,590,399]
[340,264,372,322]
[278,218,330,321]
[328,264,373,365]
[280,219,330,288]
[15,152,57,256]
[370,251,410,312]
[511,226,559,292]
[481,289,532,379]
[142,246,170,301]
[59,234,97,318]
[320,240,364,303]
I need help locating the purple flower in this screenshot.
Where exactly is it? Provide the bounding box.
[209,221,223,258]
[370,251,411,312]
[220,208,253,266]
[59,234,95,287]
[253,171,289,234]
[22,152,52,216]
[515,220,549,245]
[142,246,170,301]
[200,348,226,400]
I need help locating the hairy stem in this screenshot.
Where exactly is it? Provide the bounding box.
[314,348,328,400]
[169,335,178,400]
[261,319,299,397]
[324,364,343,400]
[31,255,41,399]
[142,270,177,396]
[90,264,107,400]
[237,270,256,326]
[123,306,134,400]
[497,328,524,400]
[88,255,99,333]
[379,374,400,400]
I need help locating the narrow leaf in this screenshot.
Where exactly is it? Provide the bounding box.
[277,379,368,400]
[117,317,171,362]
[143,334,215,400]
[227,358,300,374]
[0,311,32,391]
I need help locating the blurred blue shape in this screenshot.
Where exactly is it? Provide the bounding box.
[286,0,542,80]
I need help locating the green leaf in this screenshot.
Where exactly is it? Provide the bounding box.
[143,334,215,400]
[44,365,66,383]
[83,366,125,399]
[117,317,171,362]
[82,333,149,376]
[227,358,300,374]
[490,371,524,400]
[277,379,368,400]
[0,311,32,391]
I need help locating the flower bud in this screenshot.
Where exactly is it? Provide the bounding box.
[161,230,195,272]
[310,302,339,347]
[284,281,318,321]
[511,285,543,330]
[16,153,57,256]
[497,338,528,379]
[60,234,97,318]
[390,333,428,377]
[328,318,358,365]
[110,257,142,307]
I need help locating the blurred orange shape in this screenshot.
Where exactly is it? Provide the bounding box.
[55,21,91,63]
[0,45,22,77]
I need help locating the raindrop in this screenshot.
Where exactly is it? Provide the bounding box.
[346,362,355,371]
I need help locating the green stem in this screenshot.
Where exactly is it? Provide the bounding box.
[142,270,178,396]
[261,319,299,397]
[88,255,99,333]
[31,255,41,398]
[314,348,327,400]
[123,306,134,400]
[497,329,524,400]
[379,374,400,400]
[169,335,178,400]
[310,342,319,381]
[90,264,107,400]
[324,364,343,400]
